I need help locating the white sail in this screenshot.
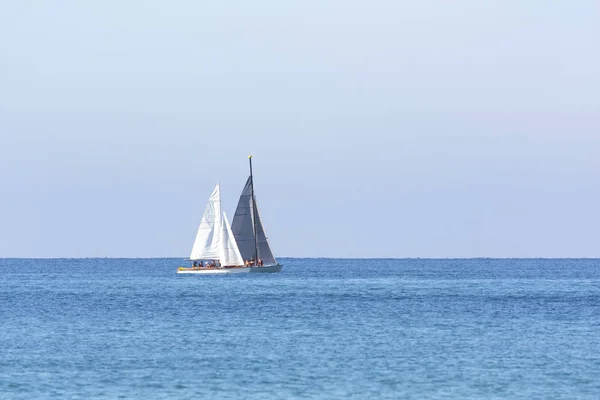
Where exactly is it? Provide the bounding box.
[231,176,277,265]
[189,184,222,260]
[219,211,245,266]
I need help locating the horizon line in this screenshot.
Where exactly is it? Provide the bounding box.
[1,256,599,260]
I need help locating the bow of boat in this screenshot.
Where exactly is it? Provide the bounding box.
[249,264,282,273]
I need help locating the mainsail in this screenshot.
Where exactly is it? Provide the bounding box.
[190,184,221,260]
[231,176,277,265]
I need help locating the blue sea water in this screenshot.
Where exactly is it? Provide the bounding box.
[1,258,599,399]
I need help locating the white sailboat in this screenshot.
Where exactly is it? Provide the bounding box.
[177,156,281,274]
[177,184,250,274]
[231,156,282,273]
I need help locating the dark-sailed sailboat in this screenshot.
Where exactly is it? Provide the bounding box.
[231,156,282,273]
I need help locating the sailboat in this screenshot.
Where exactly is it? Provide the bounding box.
[177,184,249,274]
[232,156,282,273]
[177,156,282,274]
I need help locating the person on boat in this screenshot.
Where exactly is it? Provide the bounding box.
[245,260,249,267]
[258,258,263,266]
[192,261,198,268]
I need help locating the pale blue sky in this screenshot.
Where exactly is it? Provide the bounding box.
[1,1,599,258]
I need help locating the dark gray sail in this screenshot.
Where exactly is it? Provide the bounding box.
[231,176,277,265]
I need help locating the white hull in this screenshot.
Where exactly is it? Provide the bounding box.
[249,264,282,273]
[177,267,251,274]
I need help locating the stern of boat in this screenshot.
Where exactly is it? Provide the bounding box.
[249,264,282,273]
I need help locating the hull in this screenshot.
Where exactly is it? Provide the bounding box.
[249,264,282,273]
[177,266,251,274]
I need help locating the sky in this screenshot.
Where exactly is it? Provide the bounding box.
[1,0,599,258]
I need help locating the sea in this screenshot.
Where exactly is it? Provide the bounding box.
[1,258,599,399]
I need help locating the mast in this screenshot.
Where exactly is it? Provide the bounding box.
[249,155,260,263]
